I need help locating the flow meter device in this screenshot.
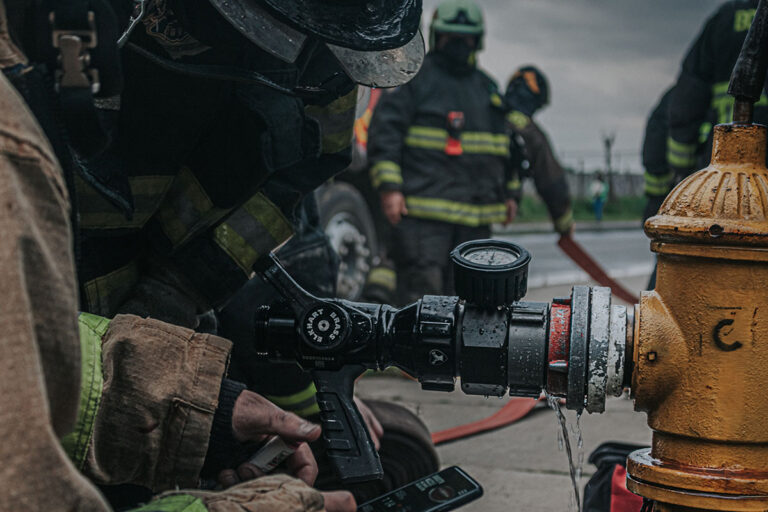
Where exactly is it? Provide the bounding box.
[251,239,633,483]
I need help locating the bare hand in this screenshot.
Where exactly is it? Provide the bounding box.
[218,391,321,486]
[355,397,384,451]
[381,191,408,225]
[504,199,518,225]
[323,491,357,512]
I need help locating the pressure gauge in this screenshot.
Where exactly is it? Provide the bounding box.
[450,239,531,307]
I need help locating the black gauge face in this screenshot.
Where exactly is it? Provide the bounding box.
[461,246,520,267]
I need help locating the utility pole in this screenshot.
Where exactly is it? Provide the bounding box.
[602,132,616,200]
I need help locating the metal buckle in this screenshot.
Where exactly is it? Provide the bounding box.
[50,11,100,94]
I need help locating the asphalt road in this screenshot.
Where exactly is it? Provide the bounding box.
[495,229,655,290]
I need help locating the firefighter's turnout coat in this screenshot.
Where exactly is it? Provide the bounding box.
[368,52,517,227]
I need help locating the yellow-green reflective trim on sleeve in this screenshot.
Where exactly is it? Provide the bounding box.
[82,260,139,317]
[507,178,522,191]
[554,210,574,234]
[405,196,507,227]
[266,382,320,418]
[370,160,403,189]
[131,495,208,512]
[644,171,675,196]
[666,137,697,168]
[366,267,396,292]
[213,192,294,274]
[491,92,503,107]
[506,111,531,130]
[61,313,109,469]
[156,167,229,248]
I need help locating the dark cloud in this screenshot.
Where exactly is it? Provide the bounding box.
[422,0,724,172]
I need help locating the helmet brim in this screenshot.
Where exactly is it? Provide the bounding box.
[262,0,423,52]
[207,0,309,62]
[327,30,424,88]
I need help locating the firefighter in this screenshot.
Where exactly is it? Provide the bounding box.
[66,0,420,469]
[0,0,423,509]
[504,65,573,236]
[667,0,768,180]
[0,2,357,510]
[368,0,517,304]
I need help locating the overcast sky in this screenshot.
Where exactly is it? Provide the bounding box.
[421,0,724,173]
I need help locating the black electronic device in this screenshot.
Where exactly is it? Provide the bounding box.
[357,466,483,512]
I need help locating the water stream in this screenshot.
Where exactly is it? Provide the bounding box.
[547,394,584,512]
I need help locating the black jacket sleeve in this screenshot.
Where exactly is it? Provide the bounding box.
[643,88,675,199]
[508,112,573,234]
[667,6,722,174]
[367,85,417,193]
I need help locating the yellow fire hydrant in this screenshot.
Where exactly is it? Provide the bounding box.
[626,123,768,511]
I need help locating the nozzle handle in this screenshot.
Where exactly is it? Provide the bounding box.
[312,366,383,483]
[728,0,768,123]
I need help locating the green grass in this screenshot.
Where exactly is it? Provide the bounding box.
[517,195,645,223]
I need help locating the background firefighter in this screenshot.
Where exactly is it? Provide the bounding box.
[504,65,573,236]
[368,0,518,304]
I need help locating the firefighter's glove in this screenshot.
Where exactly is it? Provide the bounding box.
[380,190,408,225]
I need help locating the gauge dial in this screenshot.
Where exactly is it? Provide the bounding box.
[450,239,531,306]
[461,246,521,267]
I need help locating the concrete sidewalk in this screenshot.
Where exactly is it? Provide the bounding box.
[356,275,652,512]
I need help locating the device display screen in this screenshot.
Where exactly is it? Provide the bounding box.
[358,466,483,512]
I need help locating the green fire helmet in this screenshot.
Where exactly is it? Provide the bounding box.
[205,0,425,87]
[429,0,484,49]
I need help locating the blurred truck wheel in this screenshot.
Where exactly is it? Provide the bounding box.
[319,182,378,300]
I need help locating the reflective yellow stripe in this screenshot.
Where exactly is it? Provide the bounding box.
[734,8,757,32]
[507,178,522,191]
[77,175,174,230]
[61,313,109,469]
[306,87,358,154]
[506,110,531,130]
[405,126,510,156]
[645,171,674,195]
[267,382,320,418]
[405,196,506,226]
[490,92,503,107]
[213,192,294,274]
[83,260,139,317]
[131,495,208,512]
[711,81,768,124]
[366,267,396,292]
[370,160,403,188]
[667,137,697,168]
[554,210,574,234]
[156,167,228,248]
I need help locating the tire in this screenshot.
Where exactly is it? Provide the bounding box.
[318,182,378,301]
[313,400,440,503]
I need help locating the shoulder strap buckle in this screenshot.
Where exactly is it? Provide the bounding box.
[50,11,100,94]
